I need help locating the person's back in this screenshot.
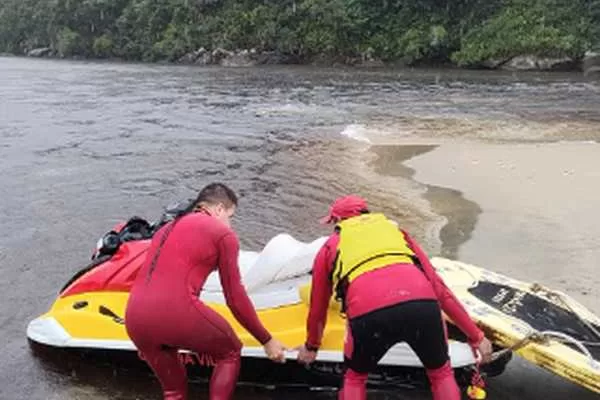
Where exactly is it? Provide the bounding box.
[130,212,229,300]
[312,220,436,318]
[127,211,233,331]
[124,183,285,400]
[297,195,492,400]
[344,262,437,318]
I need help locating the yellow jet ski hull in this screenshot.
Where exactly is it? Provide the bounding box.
[27,284,477,369]
[27,213,479,375]
[28,290,342,356]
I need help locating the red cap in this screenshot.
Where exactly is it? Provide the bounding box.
[319,195,368,224]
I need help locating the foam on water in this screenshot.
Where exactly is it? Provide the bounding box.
[338,116,600,144]
[340,124,373,143]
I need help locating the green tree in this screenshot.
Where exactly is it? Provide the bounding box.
[0,0,598,65]
[453,0,592,66]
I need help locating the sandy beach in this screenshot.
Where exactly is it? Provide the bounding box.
[405,141,600,314]
[401,140,600,398]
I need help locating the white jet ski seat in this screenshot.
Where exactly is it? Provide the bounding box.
[199,234,328,309]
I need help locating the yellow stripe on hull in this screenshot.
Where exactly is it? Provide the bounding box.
[44,291,347,351]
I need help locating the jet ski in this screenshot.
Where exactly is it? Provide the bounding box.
[27,201,512,390]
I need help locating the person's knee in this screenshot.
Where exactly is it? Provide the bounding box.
[426,360,454,381]
[426,360,460,400]
[221,347,241,362]
[339,368,368,400]
[344,367,368,384]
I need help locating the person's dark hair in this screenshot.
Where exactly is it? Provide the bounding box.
[195,182,238,210]
[145,182,238,283]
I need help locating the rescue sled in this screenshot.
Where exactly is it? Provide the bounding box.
[431,258,600,394]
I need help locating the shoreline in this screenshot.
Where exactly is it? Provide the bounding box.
[402,139,600,398]
[359,143,482,260]
[367,144,483,260]
[403,140,600,314]
[0,52,589,74]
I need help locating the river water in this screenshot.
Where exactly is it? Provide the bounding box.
[1,57,599,399]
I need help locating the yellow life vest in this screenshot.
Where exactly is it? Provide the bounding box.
[330,213,418,304]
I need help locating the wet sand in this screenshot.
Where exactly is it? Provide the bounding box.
[405,141,600,313]
[402,140,600,398]
[367,144,483,260]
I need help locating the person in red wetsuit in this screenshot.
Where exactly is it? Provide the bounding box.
[295,195,493,400]
[125,183,286,400]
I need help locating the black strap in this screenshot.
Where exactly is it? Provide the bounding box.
[145,219,179,283]
[337,252,418,284]
[333,252,424,312]
[329,248,341,282]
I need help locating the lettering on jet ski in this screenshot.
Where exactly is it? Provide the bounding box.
[500,291,526,315]
[470,281,600,361]
[483,285,527,315]
[178,352,216,367]
[492,288,510,303]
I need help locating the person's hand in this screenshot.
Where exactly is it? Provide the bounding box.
[263,338,286,363]
[294,344,318,365]
[473,337,493,364]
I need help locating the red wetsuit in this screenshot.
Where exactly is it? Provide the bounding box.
[125,210,271,400]
[306,229,484,400]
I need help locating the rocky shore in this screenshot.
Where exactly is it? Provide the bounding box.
[583,50,600,77]
[14,45,596,73]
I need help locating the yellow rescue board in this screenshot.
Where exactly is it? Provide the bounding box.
[431,257,600,394]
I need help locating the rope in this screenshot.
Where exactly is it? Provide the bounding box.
[529,283,600,341]
[490,332,547,361]
[491,330,598,368]
[447,263,600,364]
[541,331,595,361]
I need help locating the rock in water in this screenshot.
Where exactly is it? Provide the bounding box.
[195,53,213,65]
[27,48,52,57]
[583,50,600,77]
[501,55,575,71]
[480,58,510,69]
[178,48,208,64]
[220,52,257,67]
[535,57,577,71]
[211,48,233,64]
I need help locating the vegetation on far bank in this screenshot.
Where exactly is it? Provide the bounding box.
[0,0,599,67]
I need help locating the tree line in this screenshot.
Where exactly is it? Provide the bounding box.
[0,0,598,66]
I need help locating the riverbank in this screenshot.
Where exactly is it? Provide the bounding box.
[396,139,600,398]
[3,48,591,73]
[404,140,600,315]
[1,0,598,73]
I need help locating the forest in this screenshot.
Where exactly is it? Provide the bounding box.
[1,0,598,68]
